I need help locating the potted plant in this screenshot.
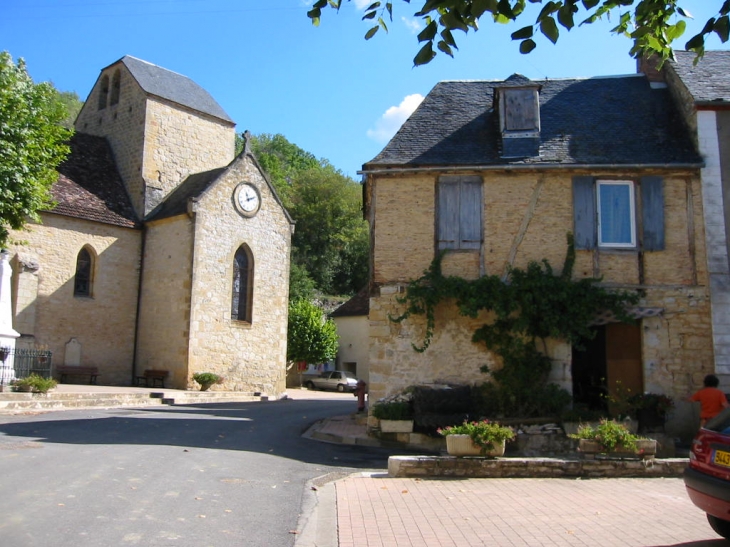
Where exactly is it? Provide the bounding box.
[192,372,224,391]
[438,420,515,457]
[626,392,674,433]
[569,419,657,460]
[372,400,414,433]
[14,374,57,394]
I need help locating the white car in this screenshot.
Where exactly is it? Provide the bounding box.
[305,371,358,392]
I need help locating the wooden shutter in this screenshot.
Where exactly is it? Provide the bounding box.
[641,176,665,251]
[438,177,460,249]
[573,176,596,250]
[460,177,483,249]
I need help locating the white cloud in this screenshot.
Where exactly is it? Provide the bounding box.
[401,16,422,33]
[366,94,424,144]
[353,0,371,8]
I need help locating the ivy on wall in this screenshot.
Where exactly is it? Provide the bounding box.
[389,234,640,416]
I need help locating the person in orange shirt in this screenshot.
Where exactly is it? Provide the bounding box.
[689,374,730,427]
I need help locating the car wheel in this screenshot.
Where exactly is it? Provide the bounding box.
[337,384,345,392]
[305,381,315,390]
[707,514,730,539]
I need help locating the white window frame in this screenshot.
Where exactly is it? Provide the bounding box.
[596,180,636,248]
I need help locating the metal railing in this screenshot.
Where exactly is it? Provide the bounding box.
[0,348,53,381]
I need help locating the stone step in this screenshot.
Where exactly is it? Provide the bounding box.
[0,390,263,411]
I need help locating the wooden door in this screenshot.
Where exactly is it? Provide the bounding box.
[606,323,643,415]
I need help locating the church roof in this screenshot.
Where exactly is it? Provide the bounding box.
[670,50,730,104]
[113,55,234,124]
[145,167,227,222]
[364,74,701,169]
[49,133,139,228]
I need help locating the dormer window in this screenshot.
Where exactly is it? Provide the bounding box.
[496,76,541,158]
[499,87,540,135]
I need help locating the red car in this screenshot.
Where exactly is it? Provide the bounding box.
[684,407,730,539]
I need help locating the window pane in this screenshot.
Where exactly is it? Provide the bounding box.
[599,184,633,246]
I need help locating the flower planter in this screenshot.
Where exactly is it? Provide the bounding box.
[379,419,414,433]
[445,434,506,457]
[578,438,657,461]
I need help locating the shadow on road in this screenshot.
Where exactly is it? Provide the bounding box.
[0,398,399,468]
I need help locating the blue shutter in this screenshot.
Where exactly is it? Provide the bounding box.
[573,176,596,250]
[438,177,460,250]
[459,177,483,250]
[641,176,665,251]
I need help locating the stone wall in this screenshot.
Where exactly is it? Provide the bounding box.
[135,216,194,388]
[367,169,712,422]
[7,214,142,385]
[75,62,235,218]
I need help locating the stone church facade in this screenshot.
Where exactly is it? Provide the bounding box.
[8,56,293,395]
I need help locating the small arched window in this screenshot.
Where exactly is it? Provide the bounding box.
[110,70,121,106]
[231,245,254,323]
[73,247,93,297]
[98,75,109,110]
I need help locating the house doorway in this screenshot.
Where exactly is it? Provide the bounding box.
[572,323,643,414]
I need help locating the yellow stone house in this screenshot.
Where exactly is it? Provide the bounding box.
[361,68,712,437]
[8,56,293,395]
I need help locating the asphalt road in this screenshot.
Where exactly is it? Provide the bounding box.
[0,391,390,547]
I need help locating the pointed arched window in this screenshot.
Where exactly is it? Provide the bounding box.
[73,247,93,297]
[110,70,121,106]
[98,75,109,110]
[231,245,253,323]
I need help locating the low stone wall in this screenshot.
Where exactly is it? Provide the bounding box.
[388,455,688,478]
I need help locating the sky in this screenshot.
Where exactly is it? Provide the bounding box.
[2,1,729,179]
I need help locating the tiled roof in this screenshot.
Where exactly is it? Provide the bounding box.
[330,287,369,317]
[145,167,227,222]
[112,56,234,124]
[365,74,701,168]
[48,133,139,228]
[670,50,730,103]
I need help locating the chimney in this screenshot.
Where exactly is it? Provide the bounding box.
[637,54,665,83]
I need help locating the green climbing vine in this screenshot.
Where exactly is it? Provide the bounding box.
[389,234,640,417]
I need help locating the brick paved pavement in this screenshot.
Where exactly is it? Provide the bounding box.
[335,475,721,547]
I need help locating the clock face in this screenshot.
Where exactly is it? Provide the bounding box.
[234,183,260,216]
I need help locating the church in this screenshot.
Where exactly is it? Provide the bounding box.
[7,56,293,395]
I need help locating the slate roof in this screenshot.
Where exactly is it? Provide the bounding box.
[112,56,234,124]
[48,133,139,228]
[145,167,227,222]
[364,74,701,169]
[330,287,369,318]
[670,50,730,104]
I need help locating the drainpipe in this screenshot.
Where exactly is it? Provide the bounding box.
[131,224,147,386]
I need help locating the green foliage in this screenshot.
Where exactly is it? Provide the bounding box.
[289,262,316,302]
[192,372,223,390]
[242,132,369,296]
[0,52,72,248]
[287,299,339,364]
[560,404,606,423]
[15,373,57,394]
[56,90,83,130]
[372,400,414,420]
[626,392,674,416]
[438,419,515,452]
[569,419,641,452]
[308,1,727,67]
[391,234,638,418]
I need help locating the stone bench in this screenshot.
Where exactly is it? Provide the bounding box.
[57,366,99,385]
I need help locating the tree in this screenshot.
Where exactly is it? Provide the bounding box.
[308,1,730,66]
[289,167,369,295]
[241,133,369,297]
[0,52,71,247]
[56,90,83,130]
[287,299,339,365]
